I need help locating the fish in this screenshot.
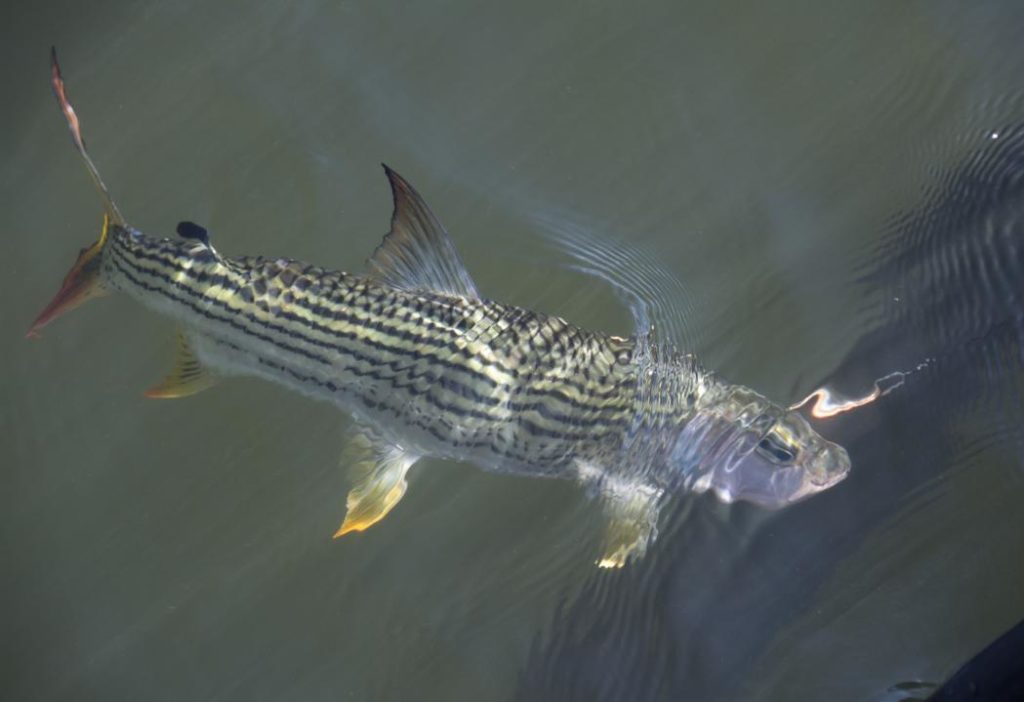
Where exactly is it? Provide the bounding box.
[29,50,850,567]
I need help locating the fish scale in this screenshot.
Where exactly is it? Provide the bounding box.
[29,50,850,567]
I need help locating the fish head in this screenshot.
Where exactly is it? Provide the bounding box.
[673,386,851,508]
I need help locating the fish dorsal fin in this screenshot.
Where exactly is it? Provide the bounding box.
[366,165,480,299]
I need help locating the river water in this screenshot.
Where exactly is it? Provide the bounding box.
[4,2,1024,700]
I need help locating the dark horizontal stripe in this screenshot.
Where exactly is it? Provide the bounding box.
[199,334,598,465]
[120,240,512,388]
[109,244,514,409]
[109,255,506,424]
[110,250,630,438]
[507,396,631,430]
[121,235,632,405]
[114,238,631,413]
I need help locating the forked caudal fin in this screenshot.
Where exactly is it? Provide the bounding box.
[28,49,123,338]
[48,47,123,225]
[27,214,112,337]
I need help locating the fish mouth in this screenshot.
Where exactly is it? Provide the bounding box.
[782,442,851,503]
[809,442,852,488]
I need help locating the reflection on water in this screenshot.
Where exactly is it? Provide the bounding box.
[4,1,1024,701]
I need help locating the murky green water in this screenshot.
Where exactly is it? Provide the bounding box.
[4,2,1024,700]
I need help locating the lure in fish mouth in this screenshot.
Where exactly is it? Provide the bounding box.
[30,49,851,569]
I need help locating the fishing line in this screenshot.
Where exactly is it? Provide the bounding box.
[790,358,934,419]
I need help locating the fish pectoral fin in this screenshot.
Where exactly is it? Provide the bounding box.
[334,426,421,537]
[144,331,217,399]
[595,480,663,569]
[366,165,480,299]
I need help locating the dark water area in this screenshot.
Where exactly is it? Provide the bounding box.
[3,2,1024,701]
[924,618,1024,701]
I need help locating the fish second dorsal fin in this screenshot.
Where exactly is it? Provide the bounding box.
[176,221,210,246]
[366,165,480,299]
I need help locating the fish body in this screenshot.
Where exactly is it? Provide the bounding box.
[107,217,640,478]
[31,52,850,566]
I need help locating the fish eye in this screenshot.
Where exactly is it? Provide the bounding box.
[757,432,797,464]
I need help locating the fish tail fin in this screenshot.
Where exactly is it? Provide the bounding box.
[28,48,123,337]
[49,47,124,225]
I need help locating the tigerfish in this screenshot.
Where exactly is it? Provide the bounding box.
[30,51,850,567]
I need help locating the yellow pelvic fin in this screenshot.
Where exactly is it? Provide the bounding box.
[595,482,663,569]
[144,332,217,399]
[334,427,420,537]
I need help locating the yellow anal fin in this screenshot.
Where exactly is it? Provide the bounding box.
[334,427,421,537]
[144,332,217,399]
[595,480,663,569]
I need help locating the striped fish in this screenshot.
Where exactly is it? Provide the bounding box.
[30,51,850,567]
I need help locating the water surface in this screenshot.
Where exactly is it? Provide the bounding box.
[3,2,1023,700]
